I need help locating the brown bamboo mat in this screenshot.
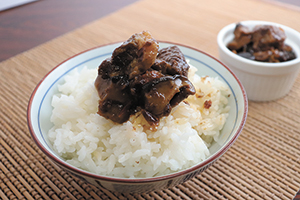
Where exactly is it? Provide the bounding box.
[1,0,300,199]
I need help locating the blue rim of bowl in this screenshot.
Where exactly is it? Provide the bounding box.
[27,41,248,183]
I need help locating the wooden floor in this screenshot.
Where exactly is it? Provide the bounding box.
[0,0,298,62]
[275,0,300,6]
[0,0,138,62]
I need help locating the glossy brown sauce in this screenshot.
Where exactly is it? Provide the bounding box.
[95,31,195,125]
[227,23,296,63]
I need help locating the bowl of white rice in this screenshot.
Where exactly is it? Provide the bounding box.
[27,41,248,193]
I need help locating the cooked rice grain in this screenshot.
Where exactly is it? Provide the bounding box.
[48,65,230,178]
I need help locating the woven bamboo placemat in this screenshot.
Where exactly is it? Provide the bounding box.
[1,0,300,199]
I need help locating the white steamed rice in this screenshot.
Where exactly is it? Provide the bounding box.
[48,64,231,178]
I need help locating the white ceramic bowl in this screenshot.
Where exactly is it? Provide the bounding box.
[27,42,248,193]
[217,20,300,101]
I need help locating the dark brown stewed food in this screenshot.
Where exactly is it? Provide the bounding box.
[227,23,296,63]
[95,31,195,125]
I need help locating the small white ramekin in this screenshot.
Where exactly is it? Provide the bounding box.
[217,20,300,101]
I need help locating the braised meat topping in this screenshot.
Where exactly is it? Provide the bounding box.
[95,31,195,125]
[227,23,296,62]
[152,45,190,76]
